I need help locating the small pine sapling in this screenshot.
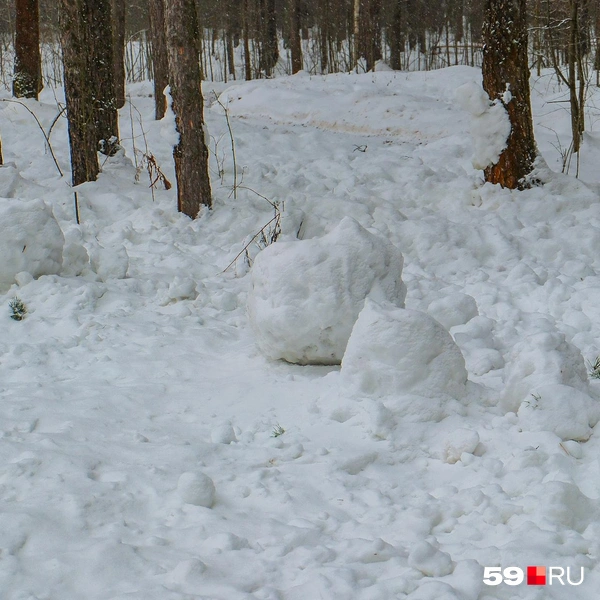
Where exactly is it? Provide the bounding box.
[271,424,285,438]
[587,356,600,379]
[9,297,27,320]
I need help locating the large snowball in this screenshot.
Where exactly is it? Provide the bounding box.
[177,472,216,508]
[247,217,407,365]
[0,198,64,289]
[341,300,468,399]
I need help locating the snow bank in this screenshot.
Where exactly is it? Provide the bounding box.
[518,384,600,441]
[341,299,468,401]
[455,81,511,170]
[247,217,407,364]
[0,198,64,289]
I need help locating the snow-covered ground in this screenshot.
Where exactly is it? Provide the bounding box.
[3,65,600,599]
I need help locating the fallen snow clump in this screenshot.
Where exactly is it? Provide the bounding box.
[0,198,64,289]
[247,217,407,364]
[177,472,216,507]
[517,384,600,441]
[341,299,468,400]
[501,329,589,412]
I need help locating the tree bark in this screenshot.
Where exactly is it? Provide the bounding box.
[149,0,169,119]
[289,0,302,73]
[59,0,100,185]
[482,0,536,189]
[89,0,119,154]
[13,0,42,99]
[112,0,126,109]
[164,0,212,217]
[389,0,404,70]
[259,0,279,76]
[243,0,252,80]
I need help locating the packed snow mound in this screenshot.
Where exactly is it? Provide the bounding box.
[247,217,407,365]
[501,330,589,412]
[455,81,510,170]
[518,384,600,441]
[0,198,64,290]
[341,299,468,400]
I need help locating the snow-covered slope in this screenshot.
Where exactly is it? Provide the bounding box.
[2,66,600,599]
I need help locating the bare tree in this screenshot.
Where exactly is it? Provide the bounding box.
[13,0,42,99]
[482,0,536,188]
[288,0,303,73]
[258,0,279,76]
[354,0,382,70]
[149,0,169,119]
[59,0,100,185]
[89,0,119,154]
[164,0,212,217]
[112,0,126,109]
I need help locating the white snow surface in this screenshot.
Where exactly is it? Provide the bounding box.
[3,66,600,598]
[247,217,407,364]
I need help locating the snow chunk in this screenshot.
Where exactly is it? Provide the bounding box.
[518,384,600,441]
[427,292,478,330]
[0,198,63,289]
[166,559,207,594]
[535,481,598,532]
[455,81,511,170]
[88,242,129,281]
[177,472,216,507]
[407,582,461,600]
[341,300,468,400]
[211,421,237,444]
[502,330,589,412]
[247,217,407,365]
[408,541,454,577]
[443,428,480,464]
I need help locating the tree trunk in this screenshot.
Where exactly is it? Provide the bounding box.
[482,0,536,189]
[59,0,100,186]
[353,0,360,68]
[389,0,404,70]
[89,0,119,154]
[164,0,212,218]
[13,0,42,99]
[112,0,126,109]
[149,0,169,119]
[289,0,302,73]
[259,0,279,76]
[226,30,236,79]
[243,0,252,80]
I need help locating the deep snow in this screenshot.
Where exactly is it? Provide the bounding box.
[2,65,600,599]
